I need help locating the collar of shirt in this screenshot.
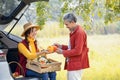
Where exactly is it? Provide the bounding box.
[70,25,79,36]
[27,37,35,43]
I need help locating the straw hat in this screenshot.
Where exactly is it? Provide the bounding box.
[21,22,40,37]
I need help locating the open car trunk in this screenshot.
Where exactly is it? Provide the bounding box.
[0,0,49,80]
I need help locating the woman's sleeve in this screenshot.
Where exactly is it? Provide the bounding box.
[18,43,37,60]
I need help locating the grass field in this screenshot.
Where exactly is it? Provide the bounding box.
[5,23,120,80]
[37,34,120,80]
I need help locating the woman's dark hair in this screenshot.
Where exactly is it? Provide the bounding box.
[24,28,36,45]
[24,27,38,51]
[24,28,32,41]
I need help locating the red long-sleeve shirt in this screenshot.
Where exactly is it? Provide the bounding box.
[62,25,89,71]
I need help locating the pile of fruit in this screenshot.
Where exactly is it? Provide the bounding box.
[12,72,23,78]
[38,56,49,64]
[38,45,57,65]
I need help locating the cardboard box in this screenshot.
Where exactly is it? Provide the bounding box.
[26,58,61,73]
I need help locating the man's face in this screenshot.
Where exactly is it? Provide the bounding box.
[64,20,74,31]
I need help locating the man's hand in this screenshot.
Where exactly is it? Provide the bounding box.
[54,43,62,48]
[55,48,63,54]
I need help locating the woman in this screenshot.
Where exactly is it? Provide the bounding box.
[16,22,56,80]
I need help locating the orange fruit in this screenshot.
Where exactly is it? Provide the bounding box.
[47,46,54,53]
[47,46,57,53]
[53,46,57,51]
[12,72,19,77]
[40,61,46,64]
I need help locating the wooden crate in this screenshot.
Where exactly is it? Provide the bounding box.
[26,58,61,73]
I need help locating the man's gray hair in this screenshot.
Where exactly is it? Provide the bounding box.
[63,13,77,23]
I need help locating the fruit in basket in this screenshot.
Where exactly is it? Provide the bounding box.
[12,72,19,78]
[38,56,48,64]
[47,46,57,53]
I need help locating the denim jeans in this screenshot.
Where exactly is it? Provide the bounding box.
[26,69,56,80]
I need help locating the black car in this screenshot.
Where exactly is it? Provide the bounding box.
[0,0,48,80]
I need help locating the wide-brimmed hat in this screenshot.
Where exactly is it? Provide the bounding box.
[21,22,40,37]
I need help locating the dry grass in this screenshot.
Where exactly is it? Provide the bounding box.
[37,34,120,80]
[5,22,120,80]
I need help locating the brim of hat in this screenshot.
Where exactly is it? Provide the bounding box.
[21,25,40,37]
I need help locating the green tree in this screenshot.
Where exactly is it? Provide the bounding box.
[104,0,120,24]
[36,0,120,29]
[36,1,50,29]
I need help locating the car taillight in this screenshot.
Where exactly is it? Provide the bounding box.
[0,50,6,61]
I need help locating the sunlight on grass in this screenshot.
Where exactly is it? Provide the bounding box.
[37,34,120,80]
[5,22,120,80]
[83,34,120,80]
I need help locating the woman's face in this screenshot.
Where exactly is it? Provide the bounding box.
[29,28,38,39]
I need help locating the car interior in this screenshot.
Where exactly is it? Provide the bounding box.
[0,0,49,80]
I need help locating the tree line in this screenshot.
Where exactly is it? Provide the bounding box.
[36,0,120,34]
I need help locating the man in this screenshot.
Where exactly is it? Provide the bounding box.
[54,13,89,80]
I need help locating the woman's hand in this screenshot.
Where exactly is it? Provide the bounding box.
[41,50,49,54]
[37,50,49,57]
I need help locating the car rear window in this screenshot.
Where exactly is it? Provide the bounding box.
[0,0,21,16]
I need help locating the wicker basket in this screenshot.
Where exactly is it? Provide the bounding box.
[26,58,61,73]
[9,61,25,78]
